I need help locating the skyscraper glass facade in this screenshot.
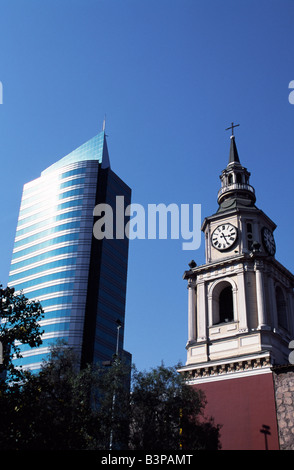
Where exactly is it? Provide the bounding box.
[8,131,131,372]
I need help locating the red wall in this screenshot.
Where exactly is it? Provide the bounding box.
[194,372,280,450]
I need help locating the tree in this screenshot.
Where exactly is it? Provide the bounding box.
[0,285,44,381]
[0,341,220,450]
[0,341,131,450]
[129,363,221,450]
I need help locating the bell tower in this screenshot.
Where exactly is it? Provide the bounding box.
[180,126,294,376]
[179,125,294,450]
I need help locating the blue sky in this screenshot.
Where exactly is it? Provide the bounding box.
[0,0,293,372]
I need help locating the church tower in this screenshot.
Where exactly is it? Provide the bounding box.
[179,126,294,450]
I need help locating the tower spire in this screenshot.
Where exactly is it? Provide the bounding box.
[228,134,240,164]
[217,123,256,210]
[226,122,240,164]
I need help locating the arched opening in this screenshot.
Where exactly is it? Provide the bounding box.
[276,286,288,330]
[228,174,233,185]
[219,286,234,323]
[236,173,242,184]
[211,280,235,325]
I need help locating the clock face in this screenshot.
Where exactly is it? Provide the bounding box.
[262,227,276,256]
[211,223,237,251]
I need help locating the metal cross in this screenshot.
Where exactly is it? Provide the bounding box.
[225,122,240,136]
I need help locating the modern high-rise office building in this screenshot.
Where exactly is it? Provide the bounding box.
[8,129,131,372]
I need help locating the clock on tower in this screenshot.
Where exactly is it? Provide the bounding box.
[211,223,238,251]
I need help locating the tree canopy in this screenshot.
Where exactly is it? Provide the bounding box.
[129,363,221,450]
[0,342,221,450]
[0,285,44,381]
[0,283,220,450]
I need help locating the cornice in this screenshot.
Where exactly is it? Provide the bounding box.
[183,253,249,280]
[178,351,272,384]
[183,252,294,284]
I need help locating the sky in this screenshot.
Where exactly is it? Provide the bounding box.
[0,0,293,372]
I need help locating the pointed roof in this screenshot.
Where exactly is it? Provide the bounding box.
[228,135,240,165]
[216,132,256,212]
[42,130,110,175]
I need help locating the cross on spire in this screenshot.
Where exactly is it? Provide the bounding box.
[225,122,240,137]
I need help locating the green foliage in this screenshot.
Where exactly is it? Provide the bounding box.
[129,363,221,450]
[0,341,131,450]
[0,285,44,381]
[0,342,220,450]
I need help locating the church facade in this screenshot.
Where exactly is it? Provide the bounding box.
[179,129,294,450]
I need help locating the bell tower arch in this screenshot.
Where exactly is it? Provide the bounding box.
[209,278,236,325]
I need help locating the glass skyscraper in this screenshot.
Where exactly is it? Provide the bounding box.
[8,130,131,372]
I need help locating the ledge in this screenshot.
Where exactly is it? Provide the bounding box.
[178,351,272,383]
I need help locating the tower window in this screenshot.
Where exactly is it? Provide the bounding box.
[236,173,242,184]
[276,286,288,331]
[211,280,235,325]
[246,222,253,250]
[219,286,234,323]
[228,174,233,185]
